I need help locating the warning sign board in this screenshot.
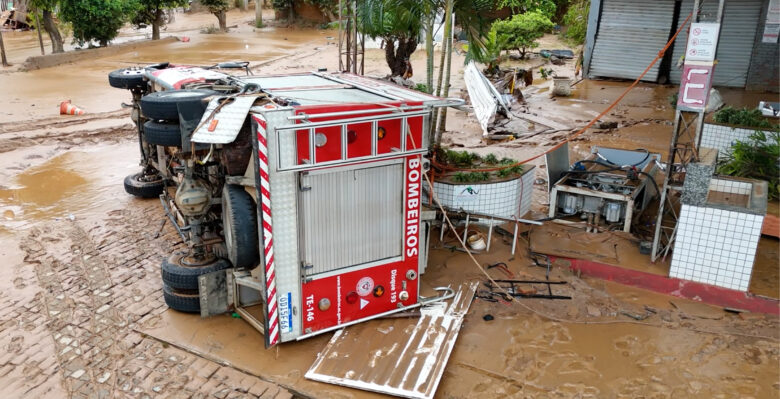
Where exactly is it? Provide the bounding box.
[686,23,720,62]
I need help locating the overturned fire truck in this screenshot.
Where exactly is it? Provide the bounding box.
[109,63,459,347]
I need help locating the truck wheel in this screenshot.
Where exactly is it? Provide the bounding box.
[124,173,164,198]
[162,284,200,313]
[144,120,182,147]
[161,252,231,291]
[108,68,147,90]
[221,184,259,270]
[140,89,216,121]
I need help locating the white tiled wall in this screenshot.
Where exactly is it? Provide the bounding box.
[709,178,753,196]
[669,204,764,291]
[432,168,535,224]
[700,123,768,155]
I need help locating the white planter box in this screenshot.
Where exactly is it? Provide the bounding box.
[701,123,775,155]
[431,166,535,224]
[669,177,767,292]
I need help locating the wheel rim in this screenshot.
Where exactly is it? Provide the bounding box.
[179,252,216,267]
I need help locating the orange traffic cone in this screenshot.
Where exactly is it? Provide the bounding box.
[60,100,85,116]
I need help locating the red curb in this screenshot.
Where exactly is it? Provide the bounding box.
[553,256,780,315]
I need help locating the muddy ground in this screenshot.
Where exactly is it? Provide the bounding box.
[0,8,778,399]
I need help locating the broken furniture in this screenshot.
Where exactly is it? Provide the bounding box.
[549,146,661,233]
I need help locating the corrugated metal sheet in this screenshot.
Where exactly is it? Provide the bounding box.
[670,0,762,87]
[305,282,479,399]
[589,0,676,81]
[299,163,403,276]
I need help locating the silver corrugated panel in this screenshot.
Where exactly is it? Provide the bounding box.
[300,163,403,276]
[589,0,676,81]
[670,0,762,87]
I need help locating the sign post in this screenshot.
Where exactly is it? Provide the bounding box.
[651,1,725,263]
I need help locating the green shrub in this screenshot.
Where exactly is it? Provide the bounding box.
[497,0,557,19]
[490,11,555,59]
[717,131,779,200]
[483,153,499,164]
[441,150,524,181]
[413,83,429,93]
[713,106,775,129]
[60,0,137,46]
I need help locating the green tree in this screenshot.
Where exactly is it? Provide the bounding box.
[271,0,294,23]
[357,0,425,77]
[133,0,189,40]
[491,10,553,59]
[201,0,230,32]
[497,0,556,18]
[562,0,589,44]
[60,0,138,47]
[30,0,64,53]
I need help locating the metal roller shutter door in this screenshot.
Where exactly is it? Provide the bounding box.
[670,0,762,87]
[589,0,676,81]
[299,163,404,276]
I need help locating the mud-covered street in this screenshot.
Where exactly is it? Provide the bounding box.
[0,7,778,399]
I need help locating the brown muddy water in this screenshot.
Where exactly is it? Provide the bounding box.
[0,143,138,231]
[0,19,329,122]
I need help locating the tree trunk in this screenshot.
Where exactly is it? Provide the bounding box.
[215,10,227,32]
[42,10,63,54]
[287,0,294,24]
[0,29,8,67]
[255,0,263,26]
[152,8,163,40]
[433,0,453,146]
[384,37,417,77]
[437,29,453,134]
[34,10,44,55]
[425,15,434,94]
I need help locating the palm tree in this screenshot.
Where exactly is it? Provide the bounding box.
[357,0,426,77]
[357,0,493,79]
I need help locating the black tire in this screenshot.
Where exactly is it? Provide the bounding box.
[108,68,147,90]
[162,284,200,313]
[140,89,216,121]
[161,252,231,291]
[124,173,164,198]
[221,184,260,270]
[144,120,182,147]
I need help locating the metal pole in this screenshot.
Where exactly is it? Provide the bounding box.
[34,11,45,55]
[487,219,493,252]
[338,0,344,72]
[351,0,357,73]
[462,214,470,243]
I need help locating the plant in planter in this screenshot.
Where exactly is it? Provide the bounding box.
[436,150,524,182]
[717,131,779,200]
[431,149,534,221]
[713,107,777,129]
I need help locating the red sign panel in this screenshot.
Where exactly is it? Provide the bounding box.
[676,63,714,111]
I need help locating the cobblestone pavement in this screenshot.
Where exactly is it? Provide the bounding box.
[0,200,295,399]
